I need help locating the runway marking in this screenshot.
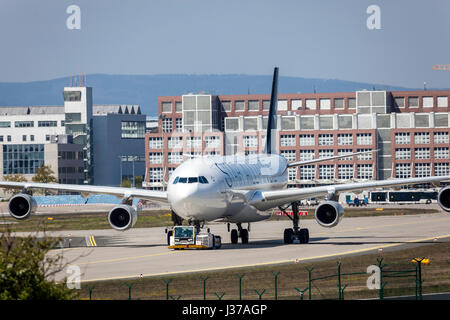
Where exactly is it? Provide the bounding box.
[76,250,176,266]
[80,233,450,283]
[88,235,97,247]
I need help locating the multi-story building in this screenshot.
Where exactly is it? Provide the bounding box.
[144,90,450,189]
[0,86,146,188]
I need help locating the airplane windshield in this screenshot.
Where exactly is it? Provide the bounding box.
[173,176,209,184]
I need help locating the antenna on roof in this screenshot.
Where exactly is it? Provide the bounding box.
[424,82,427,91]
[70,73,72,87]
[84,72,86,86]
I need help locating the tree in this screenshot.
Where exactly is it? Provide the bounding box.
[1,174,27,195]
[32,165,57,184]
[0,228,77,300]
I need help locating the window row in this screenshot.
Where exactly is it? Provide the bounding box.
[394,132,449,145]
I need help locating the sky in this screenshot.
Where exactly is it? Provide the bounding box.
[1,0,449,88]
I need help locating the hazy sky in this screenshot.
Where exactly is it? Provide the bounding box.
[1,0,449,88]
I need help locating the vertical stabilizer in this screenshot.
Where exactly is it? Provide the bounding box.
[264,67,279,154]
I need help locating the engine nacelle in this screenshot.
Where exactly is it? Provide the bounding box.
[315,201,344,228]
[108,204,138,231]
[438,186,450,212]
[8,193,37,220]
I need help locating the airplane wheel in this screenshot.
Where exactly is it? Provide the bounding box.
[241,229,249,244]
[283,228,293,244]
[299,228,309,244]
[231,229,238,244]
[167,230,173,245]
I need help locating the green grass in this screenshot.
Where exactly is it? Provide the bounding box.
[76,240,450,300]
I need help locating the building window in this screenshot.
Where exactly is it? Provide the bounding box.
[396,163,412,178]
[338,149,353,161]
[22,135,27,142]
[356,133,372,145]
[435,163,449,176]
[0,121,11,128]
[225,118,239,131]
[319,149,334,159]
[148,168,163,183]
[299,150,314,161]
[168,137,183,149]
[15,121,34,128]
[299,134,315,146]
[168,152,183,164]
[162,118,172,133]
[319,98,331,110]
[291,99,302,110]
[243,135,258,148]
[319,165,334,180]
[414,148,430,159]
[38,121,57,127]
[300,165,315,180]
[434,132,449,144]
[278,100,288,111]
[357,148,372,160]
[248,100,260,111]
[175,118,183,132]
[262,100,270,110]
[408,97,419,108]
[318,134,334,146]
[2,144,45,175]
[357,164,373,179]
[437,96,448,108]
[148,137,163,149]
[221,101,231,112]
[121,121,146,139]
[434,147,449,159]
[149,152,163,164]
[394,97,405,108]
[7,136,11,142]
[395,148,411,160]
[175,102,182,113]
[338,164,353,180]
[205,136,220,148]
[414,132,430,144]
[395,132,410,145]
[288,167,297,181]
[348,98,356,109]
[235,101,245,112]
[186,136,202,148]
[161,102,172,113]
[0,136,3,142]
[281,150,296,162]
[415,163,431,178]
[280,135,296,147]
[337,133,353,146]
[305,99,316,110]
[423,96,433,108]
[334,98,345,109]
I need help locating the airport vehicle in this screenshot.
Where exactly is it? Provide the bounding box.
[1,67,450,246]
[167,225,221,250]
[371,190,437,204]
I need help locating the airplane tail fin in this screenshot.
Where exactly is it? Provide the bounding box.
[264,67,279,154]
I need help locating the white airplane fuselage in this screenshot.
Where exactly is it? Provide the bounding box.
[167,153,288,223]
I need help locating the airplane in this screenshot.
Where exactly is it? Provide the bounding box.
[1,67,450,245]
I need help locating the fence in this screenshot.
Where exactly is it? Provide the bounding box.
[79,257,437,300]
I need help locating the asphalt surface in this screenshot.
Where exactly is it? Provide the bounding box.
[26,210,450,283]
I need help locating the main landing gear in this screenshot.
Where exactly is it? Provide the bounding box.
[279,201,310,244]
[229,222,250,244]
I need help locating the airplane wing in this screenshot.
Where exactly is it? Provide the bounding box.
[0,181,168,203]
[248,175,450,211]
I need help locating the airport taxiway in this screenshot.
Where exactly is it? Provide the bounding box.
[39,212,450,282]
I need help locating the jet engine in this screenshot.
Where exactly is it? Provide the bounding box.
[8,193,37,220]
[108,204,138,231]
[315,201,344,228]
[438,186,450,212]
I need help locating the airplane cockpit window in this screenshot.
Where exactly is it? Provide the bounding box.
[178,177,187,183]
[188,177,198,183]
[199,176,209,184]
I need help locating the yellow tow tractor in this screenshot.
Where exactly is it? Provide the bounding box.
[167,225,221,250]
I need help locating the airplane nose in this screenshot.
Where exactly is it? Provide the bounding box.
[169,184,200,217]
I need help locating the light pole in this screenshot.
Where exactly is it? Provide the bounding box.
[159,114,166,191]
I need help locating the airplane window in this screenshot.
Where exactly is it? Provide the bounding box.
[199,176,209,184]
[188,177,198,183]
[178,177,187,183]
[173,177,180,184]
